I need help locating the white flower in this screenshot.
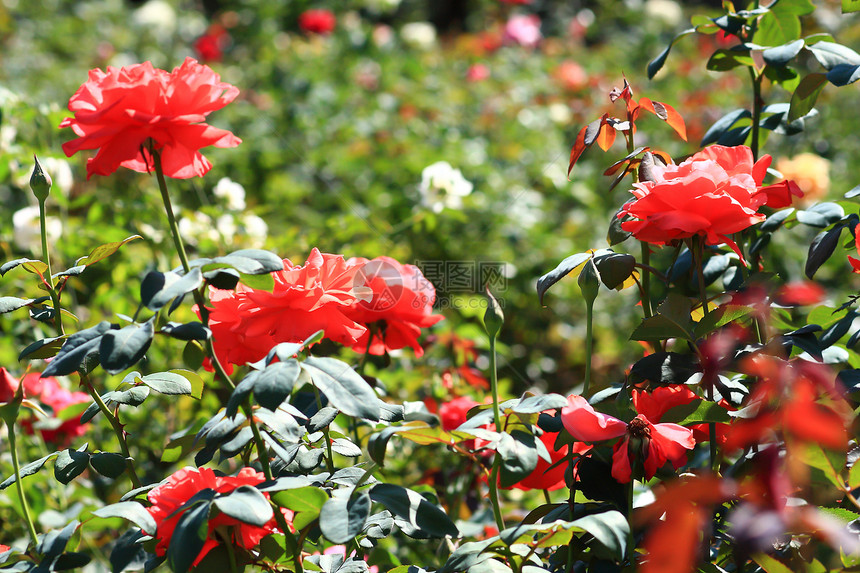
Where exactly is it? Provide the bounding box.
[215,214,237,243]
[178,211,218,245]
[643,0,683,26]
[132,0,177,39]
[213,177,246,211]
[507,188,544,229]
[418,161,473,213]
[239,214,268,248]
[12,206,62,253]
[400,22,437,50]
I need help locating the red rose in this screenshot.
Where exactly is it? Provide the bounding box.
[60,58,241,179]
[298,10,336,35]
[619,145,801,259]
[194,25,230,63]
[561,395,694,483]
[146,467,286,566]
[345,256,443,356]
[204,249,368,373]
[774,281,826,306]
[0,368,89,445]
[439,396,479,431]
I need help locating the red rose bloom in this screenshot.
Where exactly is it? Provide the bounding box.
[146,467,285,566]
[299,9,336,35]
[0,368,89,444]
[345,256,443,356]
[561,395,695,483]
[60,58,241,179]
[194,25,230,63]
[619,145,802,259]
[204,249,368,373]
[439,396,479,431]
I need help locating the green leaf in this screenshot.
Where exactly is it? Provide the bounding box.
[789,73,827,121]
[752,553,794,573]
[0,452,58,489]
[754,1,813,47]
[36,519,80,559]
[54,446,90,484]
[569,510,629,560]
[844,0,860,13]
[92,501,157,534]
[140,268,203,312]
[76,235,142,267]
[805,225,845,279]
[319,491,372,544]
[238,271,275,291]
[99,319,154,374]
[630,313,693,342]
[647,28,696,79]
[220,249,285,274]
[849,458,860,489]
[42,321,112,377]
[303,357,381,421]
[0,297,34,314]
[660,399,732,425]
[498,431,539,488]
[701,109,752,146]
[808,42,860,70]
[213,485,274,526]
[0,258,45,276]
[827,63,860,86]
[253,360,301,411]
[511,394,568,414]
[762,39,805,66]
[167,500,211,573]
[369,483,459,538]
[707,48,754,71]
[536,253,592,305]
[160,321,211,341]
[89,452,127,479]
[272,486,328,530]
[799,442,845,488]
[594,253,635,290]
[139,370,193,395]
[18,335,67,361]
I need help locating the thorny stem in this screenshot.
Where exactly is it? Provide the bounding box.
[39,199,64,336]
[81,374,142,489]
[150,147,274,479]
[8,422,39,544]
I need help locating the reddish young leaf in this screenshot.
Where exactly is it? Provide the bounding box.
[568,114,609,176]
[639,97,688,141]
[596,121,617,151]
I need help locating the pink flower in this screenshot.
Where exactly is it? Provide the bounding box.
[466,64,490,82]
[0,368,89,444]
[299,9,336,35]
[561,395,695,483]
[503,15,541,48]
[345,256,443,357]
[60,58,241,179]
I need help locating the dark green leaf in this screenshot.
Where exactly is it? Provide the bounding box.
[369,483,459,538]
[253,360,301,411]
[536,253,591,305]
[761,208,795,232]
[167,501,210,573]
[320,492,372,544]
[36,519,80,559]
[213,485,273,526]
[498,431,539,488]
[827,63,860,86]
[53,551,91,570]
[90,452,127,479]
[18,336,67,361]
[309,406,340,432]
[99,319,154,374]
[140,268,203,312]
[570,510,629,560]
[647,28,695,79]
[512,394,568,414]
[203,268,240,290]
[160,321,211,341]
[629,352,700,386]
[0,452,58,490]
[594,253,635,290]
[54,447,90,484]
[222,249,285,274]
[52,265,86,279]
[303,357,381,421]
[717,126,751,146]
[272,486,328,530]
[707,48,754,71]
[42,321,112,377]
[806,225,845,278]
[701,109,751,146]
[92,501,157,534]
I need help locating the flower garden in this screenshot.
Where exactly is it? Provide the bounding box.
[1,0,860,571]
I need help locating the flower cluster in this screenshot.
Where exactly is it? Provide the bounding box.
[0,368,89,444]
[205,249,442,372]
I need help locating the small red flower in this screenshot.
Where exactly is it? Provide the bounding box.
[849,228,860,273]
[439,396,479,431]
[345,256,443,357]
[60,58,241,179]
[194,24,230,63]
[466,63,490,82]
[561,395,695,483]
[774,281,826,306]
[145,467,288,566]
[203,249,367,373]
[299,9,336,35]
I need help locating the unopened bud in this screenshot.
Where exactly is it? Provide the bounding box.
[578,258,600,304]
[30,155,52,202]
[483,287,504,338]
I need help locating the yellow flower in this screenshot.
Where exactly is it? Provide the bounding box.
[775,153,830,205]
